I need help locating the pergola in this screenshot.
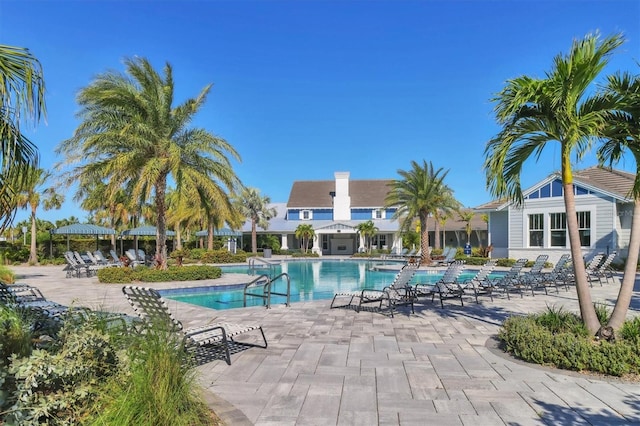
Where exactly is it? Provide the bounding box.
[120,226,176,254]
[50,223,116,251]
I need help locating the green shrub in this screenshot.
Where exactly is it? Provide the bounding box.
[97,266,135,283]
[498,309,640,377]
[459,256,489,266]
[97,265,222,283]
[496,258,516,267]
[6,320,120,425]
[291,252,320,258]
[594,302,611,325]
[89,329,211,426]
[200,250,247,264]
[0,264,16,283]
[188,248,206,260]
[619,317,640,343]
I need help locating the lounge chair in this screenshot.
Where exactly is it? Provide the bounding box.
[520,254,549,295]
[461,260,498,303]
[492,258,528,299]
[431,246,457,266]
[590,251,617,285]
[330,263,418,317]
[584,254,606,287]
[414,260,466,307]
[538,254,571,293]
[122,285,268,365]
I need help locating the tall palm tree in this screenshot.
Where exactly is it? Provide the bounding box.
[484,32,625,334]
[14,167,63,263]
[57,57,240,269]
[0,45,45,231]
[235,187,277,254]
[458,210,475,245]
[295,224,315,254]
[356,220,378,253]
[385,160,452,265]
[597,69,640,332]
[78,179,131,250]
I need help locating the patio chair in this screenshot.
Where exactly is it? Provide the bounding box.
[520,254,550,295]
[63,251,86,278]
[585,253,606,287]
[109,249,125,266]
[122,285,268,365]
[73,251,101,276]
[492,258,528,299]
[431,246,457,266]
[414,260,466,307]
[330,263,418,317]
[590,251,617,285]
[125,249,145,267]
[538,254,571,293]
[461,260,497,303]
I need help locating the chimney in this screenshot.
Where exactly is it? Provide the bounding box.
[333,172,351,221]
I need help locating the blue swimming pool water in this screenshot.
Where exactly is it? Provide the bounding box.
[162,260,504,310]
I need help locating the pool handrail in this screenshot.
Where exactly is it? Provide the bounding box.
[243,272,291,309]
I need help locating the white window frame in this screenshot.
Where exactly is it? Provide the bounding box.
[372,209,385,219]
[528,213,544,247]
[300,210,313,220]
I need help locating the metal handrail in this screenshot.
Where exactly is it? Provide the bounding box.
[242,272,291,309]
[247,256,280,276]
[268,272,291,307]
[243,274,271,307]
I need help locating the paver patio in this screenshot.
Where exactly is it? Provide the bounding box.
[9,262,640,425]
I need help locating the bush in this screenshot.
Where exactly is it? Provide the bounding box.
[498,307,640,377]
[97,265,222,284]
[200,250,247,264]
[291,252,320,258]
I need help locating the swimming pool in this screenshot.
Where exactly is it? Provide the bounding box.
[161,260,503,310]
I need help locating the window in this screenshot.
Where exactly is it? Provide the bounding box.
[301,210,312,220]
[529,214,543,247]
[550,213,566,247]
[372,209,384,219]
[374,234,386,248]
[577,211,591,246]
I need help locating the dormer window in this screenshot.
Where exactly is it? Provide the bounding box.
[372,209,385,219]
[301,210,312,220]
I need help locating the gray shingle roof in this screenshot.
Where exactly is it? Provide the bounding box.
[287,179,393,208]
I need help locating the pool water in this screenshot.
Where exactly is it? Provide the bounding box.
[162,260,504,310]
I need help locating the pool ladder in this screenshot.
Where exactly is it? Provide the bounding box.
[247,256,280,276]
[243,272,291,309]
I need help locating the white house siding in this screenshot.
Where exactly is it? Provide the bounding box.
[616,202,633,258]
[506,193,617,264]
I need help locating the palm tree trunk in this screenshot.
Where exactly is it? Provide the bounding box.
[155,176,169,269]
[251,219,257,254]
[29,206,38,264]
[564,182,600,334]
[175,223,182,250]
[434,217,441,249]
[420,211,431,265]
[608,199,640,330]
[207,221,214,250]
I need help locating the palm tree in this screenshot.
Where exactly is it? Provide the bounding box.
[295,224,315,254]
[484,32,625,335]
[0,45,45,231]
[458,210,475,245]
[596,69,640,332]
[78,180,131,250]
[235,187,277,255]
[14,167,63,263]
[56,57,240,269]
[433,189,460,249]
[356,220,378,253]
[385,160,452,265]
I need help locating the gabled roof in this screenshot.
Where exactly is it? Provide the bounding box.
[475,166,636,211]
[287,179,392,208]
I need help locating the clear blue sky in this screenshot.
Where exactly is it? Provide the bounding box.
[2,0,640,224]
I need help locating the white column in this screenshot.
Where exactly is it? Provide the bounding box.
[312,234,322,256]
[358,233,365,252]
[281,234,288,250]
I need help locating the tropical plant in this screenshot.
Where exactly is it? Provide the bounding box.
[356,220,378,253]
[433,188,460,249]
[295,223,315,254]
[484,32,625,335]
[0,45,45,232]
[458,210,475,245]
[385,160,453,265]
[597,68,640,331]
[14,167,63,263]
[56,57,240,269]
[235,187,276,254]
